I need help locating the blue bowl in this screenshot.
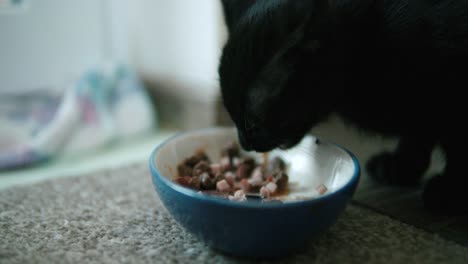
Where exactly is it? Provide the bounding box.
[149,127,360,258]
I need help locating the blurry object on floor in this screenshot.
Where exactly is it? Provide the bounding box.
[0,63,157,170]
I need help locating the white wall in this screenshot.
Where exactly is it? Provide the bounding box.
[0,0,227,102]
[0,0,106,93]
[129,0,227,99]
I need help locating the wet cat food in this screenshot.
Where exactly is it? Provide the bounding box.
[175,142,289,201]
[174,142,329,202]
[316,184,328,195]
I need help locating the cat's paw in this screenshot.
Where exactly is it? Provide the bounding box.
[423,174,468,215]
[366,152,421,186]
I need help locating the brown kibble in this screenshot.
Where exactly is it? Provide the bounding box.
[175,142,290,201]
[274,171,289,191]
[265,182,277,194]
[214,172,225,183]
[175,176,192,187]
[216,179,231,192]
[177,165,193,179]
[199,172,215,190]
[220,156,232,171]
[316,184,328,195]
[228,189,247,202]
[235,157,255,179]
[248,167,264,187]
[266,175,275,182]
[224,171,236,186]
[177,150,210,176]
[210,163,221,175]
[259,186,270,198]
[189,176,201,189]
[192,161,212,177]
[176,176,201,190]
[186,151,210,166]
[236,163,252,179]
[239,178,250,193]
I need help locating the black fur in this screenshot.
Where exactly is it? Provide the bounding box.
[219,0,468,213]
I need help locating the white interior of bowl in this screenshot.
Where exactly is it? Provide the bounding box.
[154,128,357,202]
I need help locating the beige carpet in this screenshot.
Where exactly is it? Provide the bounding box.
[1,163,467,264]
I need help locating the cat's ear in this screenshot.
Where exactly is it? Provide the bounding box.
[220,0,256,32]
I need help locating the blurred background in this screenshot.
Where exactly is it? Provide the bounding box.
[1,0,463,245]
[2,0,466,250]
[0,0,230,187]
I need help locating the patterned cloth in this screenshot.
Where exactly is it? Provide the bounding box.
[0,64,157,170]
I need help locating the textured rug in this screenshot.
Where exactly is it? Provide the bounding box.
[1,163,467,264]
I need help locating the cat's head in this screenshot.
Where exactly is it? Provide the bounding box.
[219,0,336,152]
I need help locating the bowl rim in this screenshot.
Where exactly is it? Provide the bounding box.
[149,127,360,209]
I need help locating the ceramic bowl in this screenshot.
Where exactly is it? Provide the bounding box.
[149,127,360,258]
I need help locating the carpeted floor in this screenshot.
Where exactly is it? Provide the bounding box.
[1,163,467,264]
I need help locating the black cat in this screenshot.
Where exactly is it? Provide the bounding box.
[218,0,468,213]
